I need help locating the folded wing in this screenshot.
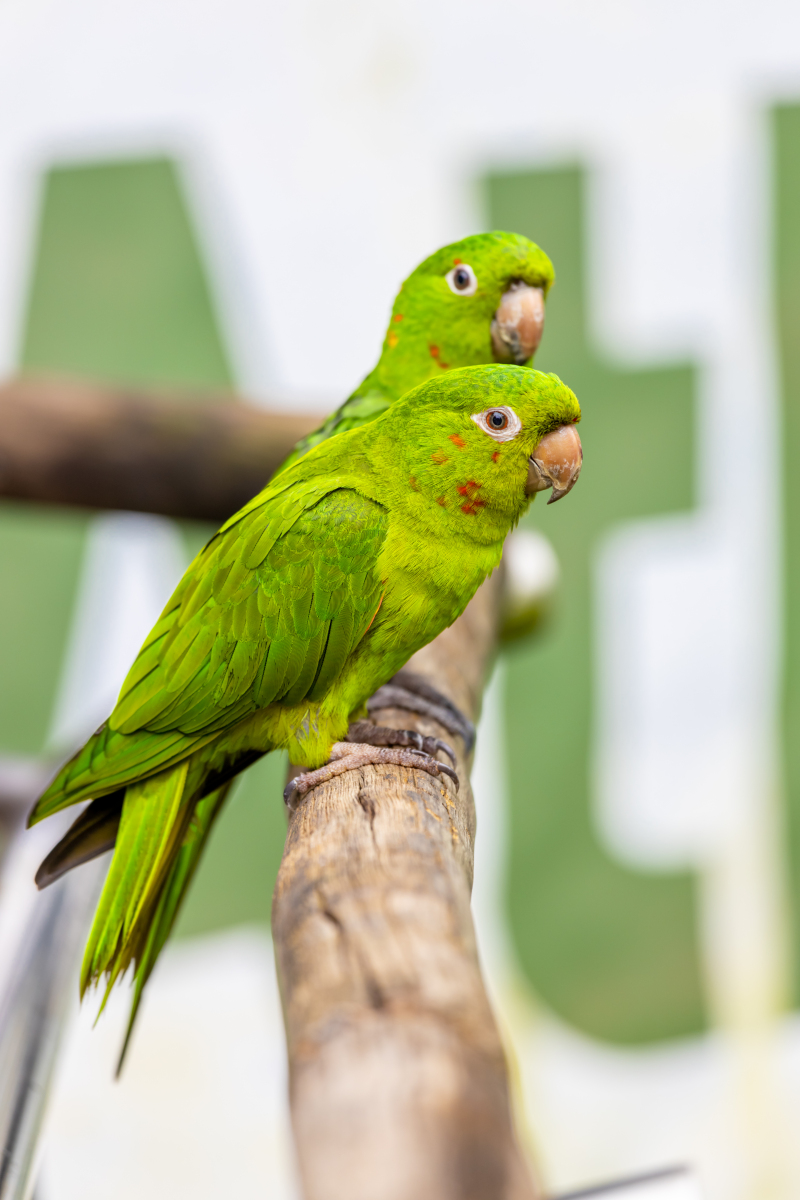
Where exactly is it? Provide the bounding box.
[29,485,388,825]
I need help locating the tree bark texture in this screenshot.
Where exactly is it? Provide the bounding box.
[0,374,319,522]
[272,572,537,1200]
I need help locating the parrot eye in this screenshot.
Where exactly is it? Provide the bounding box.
[470,406,522,443]
[446,263,478,295]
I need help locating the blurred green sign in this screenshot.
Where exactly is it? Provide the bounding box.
[487,167,705,1043]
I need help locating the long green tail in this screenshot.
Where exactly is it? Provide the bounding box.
[80,757,234,1067]
[115,783,231,1072]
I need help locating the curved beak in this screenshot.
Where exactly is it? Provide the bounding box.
[526,424,582,503]
[491,281,546,365]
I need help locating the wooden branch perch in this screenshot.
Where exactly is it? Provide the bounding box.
[273,572,537,1200]
[0,374,537,1198]
[0,375,319,522]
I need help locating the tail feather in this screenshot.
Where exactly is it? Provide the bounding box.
[81,759,193,997]
[115,783,232,1073]
[35,793,123,890]
[67,750,245,1070]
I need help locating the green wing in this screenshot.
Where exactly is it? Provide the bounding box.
[30,486,388,824]
[114,485,389,732]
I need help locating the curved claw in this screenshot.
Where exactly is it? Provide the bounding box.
[283,776,302,807]
[419,735,457,766]
[426,758,459,788]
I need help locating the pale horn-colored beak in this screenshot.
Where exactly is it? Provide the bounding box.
[526,424,582,503]
[491,281,546,365]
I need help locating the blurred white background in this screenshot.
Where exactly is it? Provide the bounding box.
[1,2,800,1199]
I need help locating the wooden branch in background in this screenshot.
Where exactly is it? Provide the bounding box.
[273,572,538,1200]
[0,375,320,523]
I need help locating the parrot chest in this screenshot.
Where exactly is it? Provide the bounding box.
[374,518,501,649]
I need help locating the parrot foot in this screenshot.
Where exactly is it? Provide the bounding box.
[283,741,459,811]
[345,719,456,766]
[367,669,475,753]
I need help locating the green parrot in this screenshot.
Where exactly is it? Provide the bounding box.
[30,365,581,1062]
[37,230,554,892]
[279,230,553,471]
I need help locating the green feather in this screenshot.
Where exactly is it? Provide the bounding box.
[115,782,232,1073]
[308,610,356,700]
[80,759,192,995]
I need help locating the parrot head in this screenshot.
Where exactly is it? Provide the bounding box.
[373,231,554,399]
[382,364,582,541]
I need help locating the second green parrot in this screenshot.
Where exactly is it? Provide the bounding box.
[280,229,554,470]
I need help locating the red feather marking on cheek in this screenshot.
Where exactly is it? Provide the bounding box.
[449,434,466,449]
[436,495,447,507]
[409,475,420,492]
[431,450,449,465]
[393,313,404,322]
[492,450,500,463]
[429,344,450,370]
[456,480,484,514]
[453,258,462,265]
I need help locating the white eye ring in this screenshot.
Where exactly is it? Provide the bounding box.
[446,263,478,296]
[470,406,522,442]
